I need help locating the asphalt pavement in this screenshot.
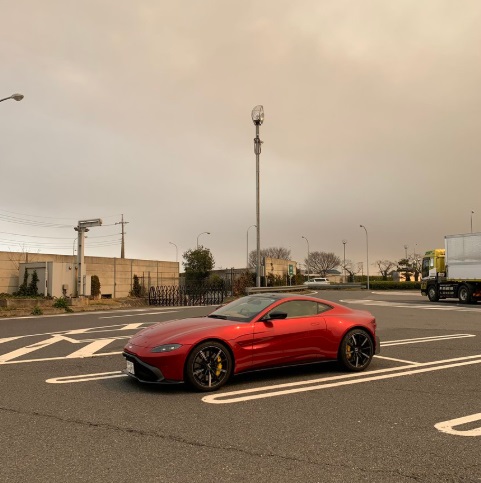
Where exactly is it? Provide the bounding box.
[1,290,480,482]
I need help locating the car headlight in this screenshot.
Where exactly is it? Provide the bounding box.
[150,344,182,353]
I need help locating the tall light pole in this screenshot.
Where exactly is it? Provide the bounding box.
[74,218,102,297]
[471,210,475,233]
[246,225,256,268]
[169,241,178,262]
[360,225,369,290]
[0,93,24,103]
[342,240,347,283]
[301,236,310,281]
[196,231,210,248]
[252,105,264,287]
[404,244,408,259]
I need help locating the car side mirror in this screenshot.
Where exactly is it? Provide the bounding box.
[263,311,288,321]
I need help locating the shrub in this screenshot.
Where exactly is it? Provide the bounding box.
[31,306,43,316]
[131,274,143,297]
[16,270,30,296]
[233,271,255,296]
[367,281,421,290]
[53,297,73,312]
[28,270,39,296]
[15,269,40,297]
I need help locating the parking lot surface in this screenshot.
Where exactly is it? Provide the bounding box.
[1,290,480,482]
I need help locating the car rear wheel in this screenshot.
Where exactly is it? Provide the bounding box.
[338,329,374,372]
[185,341,232,392]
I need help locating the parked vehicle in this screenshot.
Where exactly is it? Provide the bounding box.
[123,293,379,391]
[421,232,481,303]
[304,277,330,286]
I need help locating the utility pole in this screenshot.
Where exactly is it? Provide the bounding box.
[115,214,129,259]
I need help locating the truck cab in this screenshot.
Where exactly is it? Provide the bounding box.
[421,249,445,279]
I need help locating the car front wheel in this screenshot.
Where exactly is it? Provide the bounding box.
[338,329,374,372]
[185,341,232,392]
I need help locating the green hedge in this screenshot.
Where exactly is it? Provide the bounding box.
[367,281,421,290]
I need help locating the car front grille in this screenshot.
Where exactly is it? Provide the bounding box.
[123,353,164,383]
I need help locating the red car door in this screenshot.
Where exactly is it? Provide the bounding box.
[251,300,327,368]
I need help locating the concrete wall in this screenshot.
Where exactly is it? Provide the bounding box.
[0,251,179,297]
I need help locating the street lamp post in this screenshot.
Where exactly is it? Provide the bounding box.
[0,93,24,103]
[342,240,347,283]
[471,210,475,233]
[169,241,178,262]
[246,225,256,268]
[301,236,310,282]
[196,231,210,248]
[252,105,264,287]
[404,244,408,259]
[360,225,369,290]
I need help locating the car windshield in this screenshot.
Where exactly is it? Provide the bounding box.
[208,296,276,322]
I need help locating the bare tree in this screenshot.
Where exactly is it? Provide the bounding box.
[248,247,291,268]
[408,253,423,281]
[7,247,38,270]
[341,259,362,282]
[307,251,341,277]
[375,260,396,281]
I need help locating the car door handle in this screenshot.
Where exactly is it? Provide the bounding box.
[311,322,321,326]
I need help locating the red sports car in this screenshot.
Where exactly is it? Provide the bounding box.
[123,293,380,392]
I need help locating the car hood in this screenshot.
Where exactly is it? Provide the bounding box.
[127,317,240,348]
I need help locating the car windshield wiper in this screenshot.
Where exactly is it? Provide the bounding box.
[207,314,228,319]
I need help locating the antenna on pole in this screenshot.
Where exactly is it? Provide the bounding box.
[115,214,129,258]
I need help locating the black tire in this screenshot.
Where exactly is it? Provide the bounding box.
[185,341,232,392]
[338,329,374,372]
[458,285,472,304]
[427,285,439,302]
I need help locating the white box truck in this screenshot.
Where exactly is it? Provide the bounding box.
[420,233,481,303]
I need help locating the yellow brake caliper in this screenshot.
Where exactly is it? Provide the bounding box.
[215,356,223,376]
[346,344,352,360]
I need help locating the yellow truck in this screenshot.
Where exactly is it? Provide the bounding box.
[421,233,481,303]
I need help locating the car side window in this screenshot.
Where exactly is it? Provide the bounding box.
[317,303,332,314]
[273,300,319,318]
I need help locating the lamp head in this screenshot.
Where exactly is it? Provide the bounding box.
[251,105,264,125]
[11,93,24,101]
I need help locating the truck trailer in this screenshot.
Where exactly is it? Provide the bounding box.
[420,232,481,303]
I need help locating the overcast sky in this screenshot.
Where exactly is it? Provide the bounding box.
[1,1,480,273]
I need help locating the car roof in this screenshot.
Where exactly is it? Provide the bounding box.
[249,293,315,300]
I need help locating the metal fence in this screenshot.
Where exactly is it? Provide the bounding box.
[148,282,226,306]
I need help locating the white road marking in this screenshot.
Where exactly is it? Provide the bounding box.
[341,299,481,312]
[434,413,481,437]
[3,352,121,365]
[46,371,127,384]
[0,322,156,343]
[0,335,66,363]
[0,336,23,344]
[65,339,118,358]
[382,334,475,347]
[374,355,419,364]
[371,291,423,296]
[202,354,481,404]
[119,323,145,330]
[99,311,178,319]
